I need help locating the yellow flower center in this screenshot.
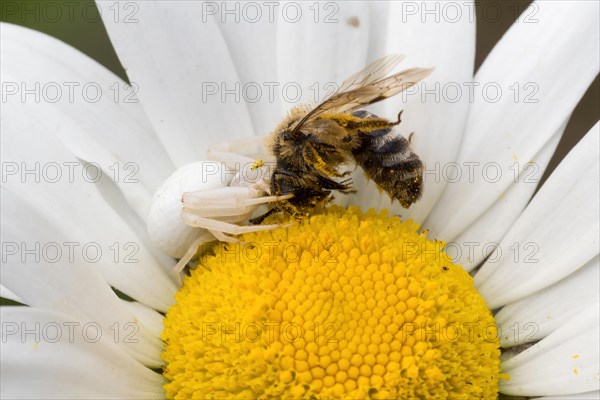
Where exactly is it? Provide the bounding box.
[162,206,501,399]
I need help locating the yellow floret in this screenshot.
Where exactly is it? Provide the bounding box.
[162,206,501,399]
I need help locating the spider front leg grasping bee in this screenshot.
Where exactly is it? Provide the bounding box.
[148,143,293,280]
[182,138,291,243]
[146,54,433,282]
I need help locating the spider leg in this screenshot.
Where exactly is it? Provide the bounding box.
[209,135,269,156]
[208,151,254,170]
[183,187,292,209]
[208,135,271,168]
[208,229,245,244]
[173,231,215,285]
[182,213,291,235]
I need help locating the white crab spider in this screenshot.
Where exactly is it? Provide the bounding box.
[147,136,292,283]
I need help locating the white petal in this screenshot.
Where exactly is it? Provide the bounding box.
[0,23,174,221]
[426,1,600,239]
[216,9,280,136]
[450,124,564,272]
[93,172,178,275]
[350,1,476,223]
[0,285,24,304]
[533,391,600,399]
[120,300,165,339]
[0,307,164,399]
[495,256,599,348]
[500,303,600,396]
[0,24,176,274]
[475,124,600,308]
[100,1,254,165]
[276,1,369,109]
[0,113,178,312]
[501,302,599,369]
[364,1,390,62]
[0,66,151,248]
[1,188,164,366]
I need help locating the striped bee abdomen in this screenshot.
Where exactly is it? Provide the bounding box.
[351,110,424,208]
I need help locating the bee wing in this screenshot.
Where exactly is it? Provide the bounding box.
[292,66,434,133]
[319,67,434,115]
[336,54,406,93]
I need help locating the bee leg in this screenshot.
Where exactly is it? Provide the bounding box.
[173,231,216,285]
[276,201,308,219]
[391,110,404,126]
[408,132,415,143]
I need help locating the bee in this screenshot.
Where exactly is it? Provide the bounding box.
[257,54,433,221]
[166,55,433,278]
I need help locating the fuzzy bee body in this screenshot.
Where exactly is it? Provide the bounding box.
[264,55,433,217]
[350,110,424,208]
[269,111,354,209]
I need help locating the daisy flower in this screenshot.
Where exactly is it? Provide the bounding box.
[1,1,598,398]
